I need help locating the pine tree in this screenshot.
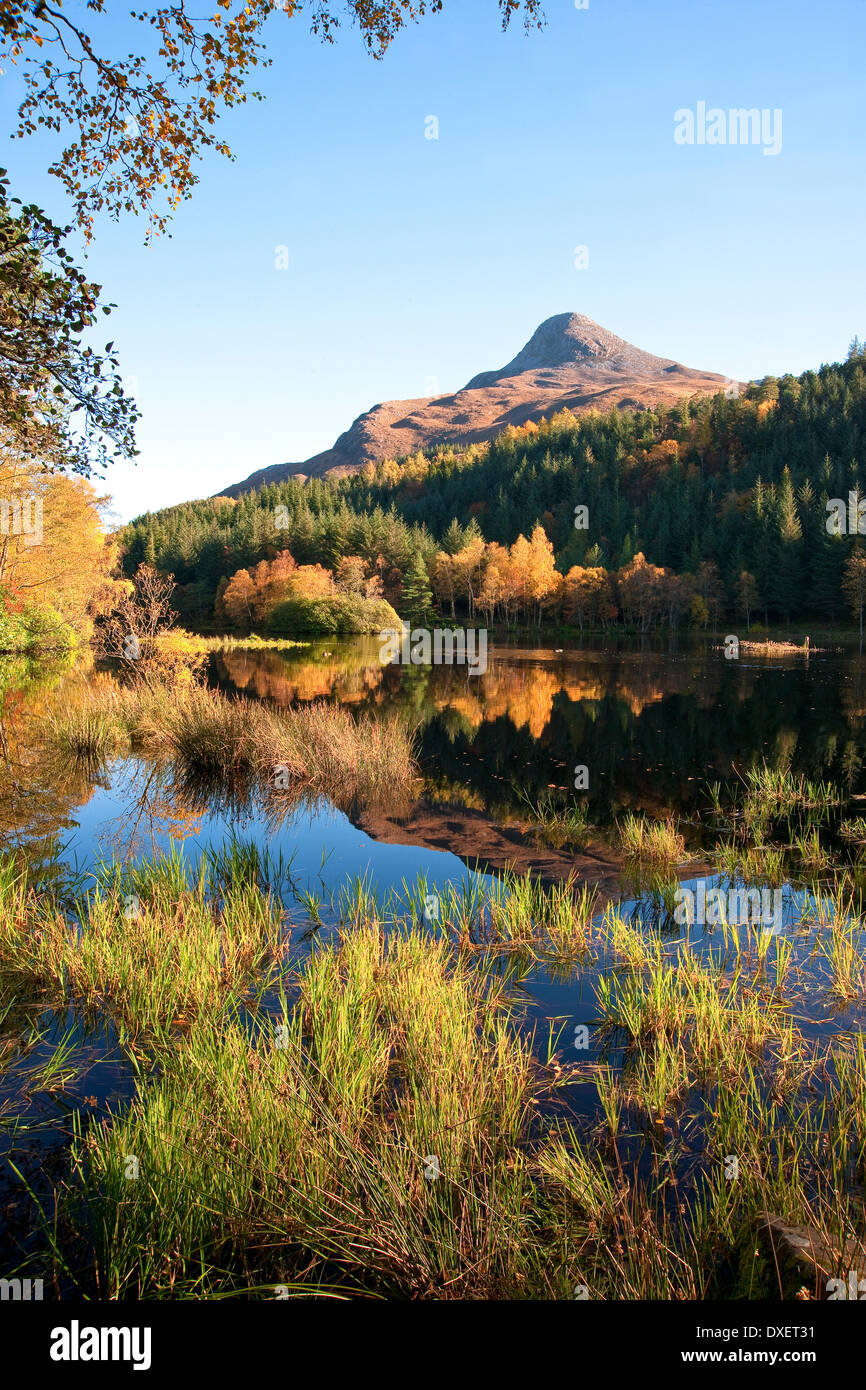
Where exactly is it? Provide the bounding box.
[400,551,434,625]
[442,518,466,555]
[769,467,803,621]
[843,548,866,641]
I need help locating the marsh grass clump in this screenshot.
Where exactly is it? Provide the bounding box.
[819,917,866,1000]
[794,828,833,870]
[519,789,592,850]
[0,846,284,1038]
[65,925,543,1299]
[716,841,787,886]
[141,683,254,777]
[740,763,839,816]
[532,910,864,1301]
[255,699,416,807]
[840,816,866,846]
[594,919,790,1105]
[439,869,598,956]
[602,906,663,969]
[743,844,786,885]
[48,682,417,806]
[617,814,685,866]
[47,691,125,763]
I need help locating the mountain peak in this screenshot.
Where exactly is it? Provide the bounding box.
[463,312,678,389]
[220,313,730,495]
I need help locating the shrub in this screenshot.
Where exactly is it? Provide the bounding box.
[265,594,401,635]
[0,599,77,652]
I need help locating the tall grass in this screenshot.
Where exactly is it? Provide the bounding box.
[49,683,417,806]
[0,845,284,1038]
[64,925,543,1299]
[4,845,865,1301]
[617,814,685,866]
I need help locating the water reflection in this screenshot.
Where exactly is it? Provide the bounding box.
[209,637,866,830]
[2,638,866,874]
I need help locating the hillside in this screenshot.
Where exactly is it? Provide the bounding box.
[124,346,866,630]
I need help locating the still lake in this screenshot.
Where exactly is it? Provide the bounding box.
[1,634,865,1213]
[6,633,864,882]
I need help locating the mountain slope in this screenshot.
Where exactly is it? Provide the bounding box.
[220,313,734,496]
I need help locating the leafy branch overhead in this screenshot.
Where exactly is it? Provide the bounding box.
[3,1,545,239]
[0,170,138,473]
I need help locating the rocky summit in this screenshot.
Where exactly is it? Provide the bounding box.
[221,313,733,496]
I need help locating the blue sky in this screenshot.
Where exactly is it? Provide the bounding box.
[2,0,864,522]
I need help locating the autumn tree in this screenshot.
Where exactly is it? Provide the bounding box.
[478,542,514,623]
[94,561,187,679]
[451,536,486,621]
[0,454,119,646]
[694,560,725,630]
[522,524,560,624]
[266,549,299,604]
[562,565,615,630]
[663,572,693,629]
[430,550,458,619]
[363,570,384,600]
[335,554,366,597]
[221,567,257,627]
[616,553,665,630]
[290,563,336,599]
